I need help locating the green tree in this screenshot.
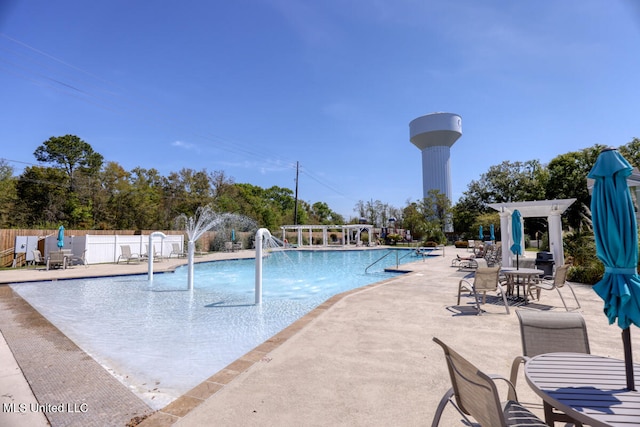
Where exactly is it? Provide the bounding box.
[310,201,344,224]
[454,160,548,236]
[33,135,104,191]
[0,159,17,227]
[402,190,451,243]
[15,166,69,226]
[545,145,606,230]
[618,138,640,169]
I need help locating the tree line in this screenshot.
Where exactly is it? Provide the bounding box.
[2,134,639,248]
[0,135,345,231]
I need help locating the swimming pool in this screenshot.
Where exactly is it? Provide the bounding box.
[10,249,418,409]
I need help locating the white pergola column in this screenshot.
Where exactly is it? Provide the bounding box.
[322,228,328,246]
[548,211,565,267]
[498,211,511,267]
[309,228,313,247]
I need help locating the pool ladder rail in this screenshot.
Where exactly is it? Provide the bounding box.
[364,250,414,274]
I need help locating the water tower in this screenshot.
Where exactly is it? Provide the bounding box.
[410,112,462,232]
[409,112,462,202]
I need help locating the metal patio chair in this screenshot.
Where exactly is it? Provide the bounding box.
[509,310,590,426]
[432,337,546,427]
[534,264,581,311]
[457,266,510,315]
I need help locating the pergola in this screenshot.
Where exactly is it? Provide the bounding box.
[487,199,576,268]
[280,224,374,247]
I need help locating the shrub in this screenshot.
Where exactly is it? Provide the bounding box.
[454,240,468,248]
[386,234,403,245]
[422,241,438,247]
[568,262,604,285]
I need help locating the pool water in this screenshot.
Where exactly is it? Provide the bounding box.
[10,249,416,409]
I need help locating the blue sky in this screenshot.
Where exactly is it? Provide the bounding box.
[1,1,640,219]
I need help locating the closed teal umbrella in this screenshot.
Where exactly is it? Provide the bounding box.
[478,225,483,241]
[588,147,640,391]
[510,210,522,269]
[57,225,65,249]
[489,224,495,241]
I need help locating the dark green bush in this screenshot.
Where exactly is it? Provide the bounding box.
[454,240,468,248]
[568,262,604,285]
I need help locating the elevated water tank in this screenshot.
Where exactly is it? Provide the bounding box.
[409,112,462,203]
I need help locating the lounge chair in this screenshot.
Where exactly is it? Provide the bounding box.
[509,310,590,426]
[46,251,67,270]
[431,337,546,427]
[68,249,88,267]
[451,253,475,267]
[117,245,140,264]
[169,243,186,258]
[533,264,581,311]
[224,242,233,252]
[457,266,509,315]
[142,244,162,262]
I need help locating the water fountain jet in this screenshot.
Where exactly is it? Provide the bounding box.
[175,206,255,291]
[254,228,272,304]
[147,232,166,282]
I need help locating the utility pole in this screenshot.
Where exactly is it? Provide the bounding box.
[294,161,299,225]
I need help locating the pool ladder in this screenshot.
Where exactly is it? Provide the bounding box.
[364,250,414,273]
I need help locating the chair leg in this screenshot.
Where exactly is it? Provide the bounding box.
[508,357,524,401]
[431,388,474,427]
[497,284,510,314]
[556,288,570,311]
[566,283,581,310]
[471,286,484,315]
[431,388,454,427]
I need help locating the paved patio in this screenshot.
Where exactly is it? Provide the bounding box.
[0,247,637,426]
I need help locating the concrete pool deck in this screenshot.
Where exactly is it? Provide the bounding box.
[0,247,638,426]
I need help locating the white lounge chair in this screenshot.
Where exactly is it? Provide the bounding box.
[169,243,186,258]
[117,245,140,264]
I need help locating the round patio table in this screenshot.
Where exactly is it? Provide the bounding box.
[500,267,543,302]
[525,352,640,427]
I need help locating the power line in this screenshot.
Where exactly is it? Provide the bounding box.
[0,34,356,205]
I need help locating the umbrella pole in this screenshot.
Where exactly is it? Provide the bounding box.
[623,328,636,391]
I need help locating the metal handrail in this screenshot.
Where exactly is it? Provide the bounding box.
[365,250,395,273]
[398,250,414,264]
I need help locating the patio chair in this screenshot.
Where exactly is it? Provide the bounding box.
[431,337,546,427]
[68,249,88,267]
[457,266,510,315]
[31,249,46,267]
[117,245,140,264]
[533,264,581,311]
[46,251,67,270]
[169,243,187,258]
[509,310,590,426]
[143,244,163,262]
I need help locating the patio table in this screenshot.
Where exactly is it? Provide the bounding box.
[501,267,543,303]
[525,352,640,426]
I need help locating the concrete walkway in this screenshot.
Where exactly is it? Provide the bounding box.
[0,247,637,426]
